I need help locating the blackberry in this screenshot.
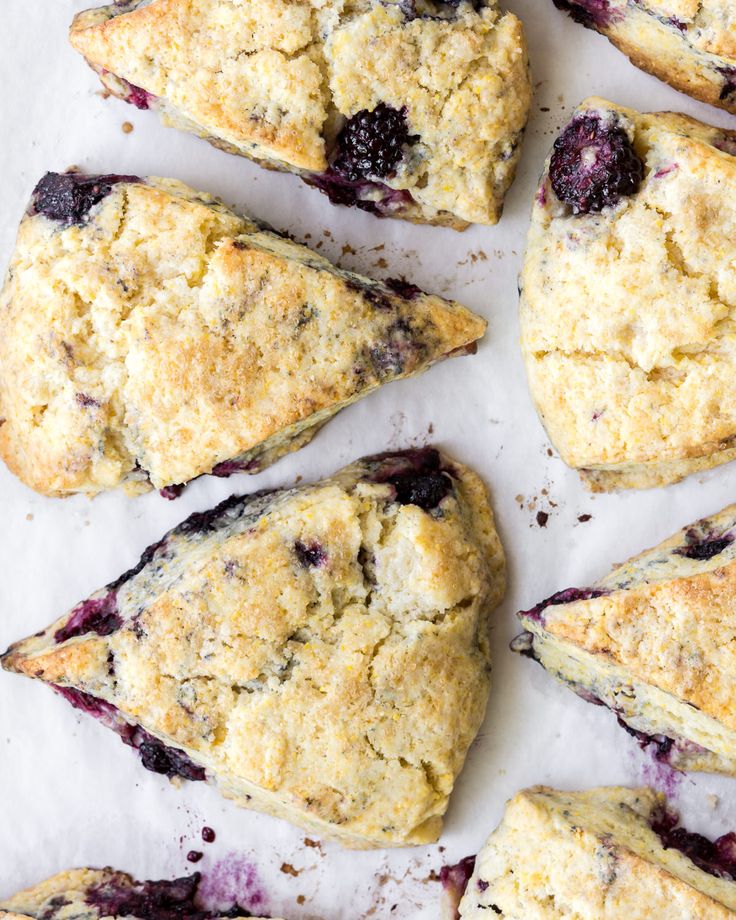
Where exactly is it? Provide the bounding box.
[675,528,734,561]
[552,0,616,28]
[32,171,139,225]
[333,104,414,182]
[54,594,122,643]
[294,540,327,568]
[549,112,643,214]
[138,738,206,782]
[652,808,736,881]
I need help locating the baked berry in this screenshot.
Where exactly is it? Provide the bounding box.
[676,528,734,561]
[32,172,139,225]
[552,0,618,28]
[333,104,415,181]
[520,586,607,623]
[138,738,206,782]
[55,594,122,643]
[385,277,422,299]
[549,112,643,214]
[294,541,327,568]
[652,807,736,880]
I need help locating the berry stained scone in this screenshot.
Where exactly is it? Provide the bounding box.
[0,870,274,920]
[521,97,736,491]
[512,503,736,775]
[552,0,736,115]
[451,786,736,918]
[68,0,531,228]
[0,173,486,498]
[1,448,506,848]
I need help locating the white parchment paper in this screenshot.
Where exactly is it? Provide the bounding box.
[2,2,736,916]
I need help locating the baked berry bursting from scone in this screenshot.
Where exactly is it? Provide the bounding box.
[552,0,619,28]
[549,112,643,213]
[31,171,140,224]
[332,104,415,182]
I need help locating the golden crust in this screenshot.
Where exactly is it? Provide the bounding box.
[521,97,736,492]
[69,0,532,226]
[0,176,486,497]
[1,449,506,848]
[515,502,736,773]
[458,786,736,918]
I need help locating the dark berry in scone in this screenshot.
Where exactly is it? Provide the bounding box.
[0,173,486,498]
[551,0,736,116]
[512,503,736,775]
[453,786,736,918]
[1,448,506,848]
[68,0,531,228]
[522,97,736,491]
[0,868,273,920]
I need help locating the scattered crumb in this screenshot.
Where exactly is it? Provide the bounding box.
[577,514,592,523]
[341,243,356,256]
[26,513,33,521]
[546,448,553,457]
[295,475,302,484]
[370,244,385,252]
[280,863,300,877]
[323,229,333,239]
[707,794,720,809]
[540,106,550,112]
[304,232,312,239]
[536,510,549,528]
[296,895,306,905]
[96,88,111,100]
[515,494,524,505]
[304,838,322,850]
[122,121,134,134]
[375,257,388,269]
[428,422,434,435]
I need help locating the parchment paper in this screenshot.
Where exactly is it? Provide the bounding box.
[2,2,736,916]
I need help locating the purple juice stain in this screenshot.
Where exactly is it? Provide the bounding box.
[85,870,253,920]
[439,855,476,918]
[294,540,327,568]
[202,827,216,843]
[32,171,139,225]
[187,851,204,864]
[368,446,454,511]
[160,484,186,500]
[54,686,206,782]
[54,593,122,643]
[197,855,268,915]
[674,528,734,561]
[549,111,643,214]
[652,807,736,881]
[519,586,608,623]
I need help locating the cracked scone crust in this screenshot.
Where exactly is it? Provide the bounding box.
[69,0,531,228]
[1,448,506,848]
[457,786,736,918]
[521,97,736,491]
[512,503,736,775]
[0,869,273,920]
[553,0,736,114]
[0,173,485,498]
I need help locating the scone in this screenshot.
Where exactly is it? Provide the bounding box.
[552,0,736,115]
[68,0,532,228]
[0,869,272,920]
[521,97,736,491]
[512,503,736,774]
[453,785,736,918]
[1,448,506,848]
[0,172,486,498]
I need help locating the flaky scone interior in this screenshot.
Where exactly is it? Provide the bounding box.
[0,172,486,498]
[0,868,274,920]
[454,785,736,918]
[68,0,531,228]
[2,448,505,848]
[521,96,736,491]
[513,503,736,775]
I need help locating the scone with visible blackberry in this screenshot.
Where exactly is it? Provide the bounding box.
[1,448,506,849]
[69,0,531,228]
[0,172,486,498]
[552,1,736,115]
[0,870,273,920]
[521,97,736,491]
[512,503,736,774]
[453,786,736,918]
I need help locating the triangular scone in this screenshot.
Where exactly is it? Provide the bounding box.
[2,448,505,848]
[455,786,736,918]
[68,0,531,228]
[551,0,736,116]
[521,97,736,491]
[0,173,486,498]
[0,869,274,920]
[512,504,736,774]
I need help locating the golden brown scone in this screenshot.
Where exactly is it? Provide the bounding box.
[0,172,486,498]
[0,868,274,920]
[453,786,736,918]
[521,97,736,491]
[512,503,736,775]
[1,448,506,848]
[552,0,736,114]
[68,0,532,228]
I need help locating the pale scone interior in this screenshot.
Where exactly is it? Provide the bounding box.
[456,786,736,918]
[521,95,736,491]
[513,503,736,774]
[68,0,532,227]
[1,448,506,849]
